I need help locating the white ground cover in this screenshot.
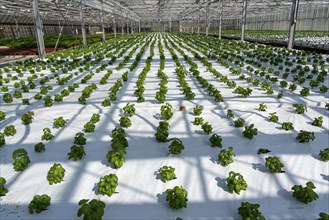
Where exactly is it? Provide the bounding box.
[0,33,328,219]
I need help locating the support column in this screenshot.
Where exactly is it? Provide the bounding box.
[121,22,124,34]
[218,0,223,39]
[32,0,46,56]
[127,20,129,34]
[79,0,87,46]
[113,17,117,38]
[288,0,300,49]
[169,17,172,32]
[206,2,210,36]
[139,20,141,33]
[241,0,248,41]
[197,2,201,35]
[101,0,105,41]
[192,16,194,34]
[179,20,182,32]
[14,16,20,39]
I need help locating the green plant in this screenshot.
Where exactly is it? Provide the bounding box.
[325,103,329,110]
[265,156,284,173]
[194,117,204,125]
[0,177,9,196]
[12,148,30,171]
[0,111,6,121]
[227,109,234,118]
[165,186,188,209]
[226,171,248,194]
[13,90,22,99]
[257,148,271,154]
[155,121,170,142]
[168,138,185,155]
[106,149,125,168]
[0,132,5,147]
[282,122,294,131]
[312,116,323,127]
[318,212,329,220]
[319,148,329,162]
[68,145,86,161]
[119,116,132,128]
[209,134,222,148]
[293,104,307,114]
[34,142,45,153]
[258,103,267,111]
[47,163,65,185]
[3,93,13,103]
[237,202,265,220]
[28,194,51,214]
[243,124,258,140]
[123,103,136,117]
[218,147,235,166]
[43,96,53,107]
[53,116,67,128]
[77,199,105,220]
[159,166,176,181]
[84,122,96,133]
[193,105,203,116]
[234,118,245,127]
[41,128,54,141]
[102,98,111,107]
[268,112,279,122]
[296,130,315,143]
[74,132,86,145]
[97,173,118,197]
[4,125,16,136]
[161,103,173,120]
[202,122,213,134]
[292,181,318,204]
[300,87,310,97]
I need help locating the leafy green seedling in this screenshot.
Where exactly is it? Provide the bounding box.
[168,138,185,155]
[194,117,204,125]
[268,112,279,122]
[234,118,245,127]
[159,166,176,181]
[0,177,9,196]
[41,128,54,141]
[161,103,173,120]
[106,149,125,168]
[165,186,188,209]
[202,122,213,134]
[282,122,294,131]
[227,109,234,118]
[123,103,136,117]
[258,103,267,111]
[21,113,33,125]
[4,125,16,136]
[243,124,258,140]
[53,116,67,128]
[34,142,45,153]
[296,130,315,143]
[292,181,318,204]
[77,199,105,220]
[68,145,86,161]
[47,163,65,185]
[293,104,307,114]
[0,111,6,121]
[74,132,86,145]
[265,156,284,173]
[238,202,265,220]
[319,148,329,162]
[119,116,132,128]
[155,121,170,142]
[12,148,30,171]
[218,147,235,166]
[97,174,118,197]
[226,171,248,195]
[193,105,203,116]
[209,134,222,148]
[312,116,323,127]
[28,194,51,214]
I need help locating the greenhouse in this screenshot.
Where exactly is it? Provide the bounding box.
[0,0,328,219]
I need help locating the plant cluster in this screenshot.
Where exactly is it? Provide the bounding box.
[319,148,329,162]
[159,166,176,181]
[155,121,170,142]
[168,138,185,155]
[312,116,323,127]
[84,113,101,132]
[12,148,30,171]
[193,105,203,116]
[106,127,128,168]
[209,134,222,148]
[123,103,136,117]
[77,199,105,220]
[34,142,45,153]
[218,147,235,166]
[3,125,16,136]
[226,171,248,194]
[53,116,68,128]
[0,177,9,196]
[296,130,315,143]
[160,103,173,120]
[28,194,51,214]
[243,124,258,139]
[282,122,294,131]
[47,163,65,185]
[292,181,318,204]
[41,128,54,141]
[165,186,188,209]
[234,118,245,127]
[237,202,266,220]
[268,112,279,122]
[265,156,284,173]
[97,173,118,197]
[68,145,86,161]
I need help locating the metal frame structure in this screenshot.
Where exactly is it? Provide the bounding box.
[0,0,328,55]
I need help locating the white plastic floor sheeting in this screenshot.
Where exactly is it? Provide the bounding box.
[0,34,328,219]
